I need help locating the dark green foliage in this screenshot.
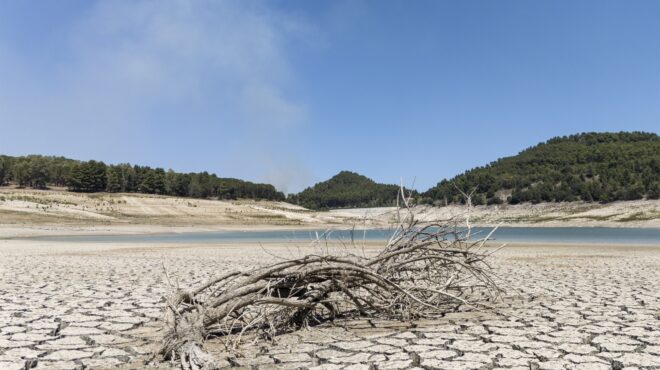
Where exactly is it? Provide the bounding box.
[27,158,50,189]
[188,172,215,198]
[218,177,285,200]
[0,157,8,185]
[289,171,402,210]
[105,167,122,192]
[11,160,30,187]
[424,132,660,205]
[0,154,285,201]
[1,131,656,207]
[49,160,74,187]
[0,155,77,189]
[137,167,166,194]
[67,161,108,192]
[165,170,191,197]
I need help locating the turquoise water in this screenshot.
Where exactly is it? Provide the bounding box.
[26,227,660,245]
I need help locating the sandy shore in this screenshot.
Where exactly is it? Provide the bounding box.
[1,238,659,369]
[1,188,658,241]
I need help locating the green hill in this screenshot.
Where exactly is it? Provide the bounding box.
[423,132,659,205]
[2,131,657,209]
[288,171,402,210]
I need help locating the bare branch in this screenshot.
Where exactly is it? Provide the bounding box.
[157,188,504,369]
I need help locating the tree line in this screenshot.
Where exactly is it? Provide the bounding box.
[1,131,657,208]
[422,132,659,205]
[0,155,285,201]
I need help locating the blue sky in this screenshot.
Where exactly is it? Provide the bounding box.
[0,1,658,193]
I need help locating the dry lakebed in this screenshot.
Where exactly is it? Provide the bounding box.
[0,235,659,370]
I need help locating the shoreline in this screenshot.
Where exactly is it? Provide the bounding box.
[2,238,659,259]
[5,233,659,249]
[0,188,658,239]
[1,219,659,239]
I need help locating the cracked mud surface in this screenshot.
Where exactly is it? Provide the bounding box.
[0,240,658,369]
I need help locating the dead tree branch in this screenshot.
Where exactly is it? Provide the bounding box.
[158,191,503,369]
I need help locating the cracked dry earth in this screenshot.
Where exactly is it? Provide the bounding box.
[0,240,659,370]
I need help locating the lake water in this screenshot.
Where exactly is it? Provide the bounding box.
[26,227,660,246]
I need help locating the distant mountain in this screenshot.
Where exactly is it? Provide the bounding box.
[423,132,659,205]
[288,171,403,210]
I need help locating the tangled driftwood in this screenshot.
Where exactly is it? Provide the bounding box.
[159,191,503,369]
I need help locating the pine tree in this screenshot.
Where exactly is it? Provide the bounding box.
[106,167,122,192]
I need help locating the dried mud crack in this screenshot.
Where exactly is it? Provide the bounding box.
[0,241,658,369]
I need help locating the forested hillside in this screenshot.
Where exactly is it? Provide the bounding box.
[0,155,284,201]
[423,132,659,205]
[288,171,402,210]
[1,132,657,208]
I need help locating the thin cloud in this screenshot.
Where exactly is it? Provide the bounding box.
[0,0,310,189]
